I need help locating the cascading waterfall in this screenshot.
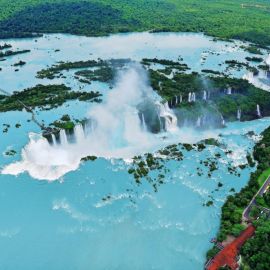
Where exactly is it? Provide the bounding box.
[192,92,196,102]
[158,114,163,132]
[60,129,68,145]
[180,95,182,103]
[221,115,225,126]
[257,104,262,117]
[84,119,96,135]
[266,54,270,66]
[74,124,85,142]
[141,113,147,131]
[175,96,178,106]
[50,65,178,146]
[227,87,232,95]
[52,134,57,145]
[259,70,267,79]
[243,70,270,91]
[188,92,192,103]
[237,109,241,121]
[159,102,178,132]
[203,91,207,101]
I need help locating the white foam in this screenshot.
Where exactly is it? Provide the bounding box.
[0,228,20,238]
[52,198,89,221]
[2,133,81,181]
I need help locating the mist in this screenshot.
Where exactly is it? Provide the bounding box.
[2,65,219,181]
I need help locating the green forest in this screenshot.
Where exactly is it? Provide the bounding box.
[0,0,270,45]
[241,219,270,269]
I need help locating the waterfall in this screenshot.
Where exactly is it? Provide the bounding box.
[175,96,178,106]
[60,129,68,145]
[81,121,90,136]
[203,91,207,101]
[237,109,241,121]
[83,120,95,136]
[180,95,182,103]
[227,87,232,95]
[51,134,57,146]
[188,92,192,103]
[192,92,196,102]
[159,102,178,132]
[257,104,261,117]
[266,54,270,66]
[243,70,270,92]
[74,124,85,142]
[158,114,163,132]
[141,113,147,131]
[222,119,225,126]
[221,115,225,126]
[260,70,267,79]
[188,92,196,102]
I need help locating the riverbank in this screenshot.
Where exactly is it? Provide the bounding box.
[206,126,270,269]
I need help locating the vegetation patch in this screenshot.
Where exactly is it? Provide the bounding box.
[127,140,233,190]
[141,58,190,73]
[0,49,30,58]
[127,144,185,191]
[36,60,105,79]
[244,45,263,55]
[81,156,97,162]
[13,60,26,66]
[37,58,129,82]
[0,84,102,112]
[5,149,16,156]
[75,66,114,83]
[245,56,264,63]
[0,43,11,50]
[2,123,10,133]
[50,114,75,130]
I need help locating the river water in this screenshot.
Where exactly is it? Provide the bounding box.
[0,32,270,270]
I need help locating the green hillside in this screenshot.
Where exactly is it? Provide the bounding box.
[0,0,269,45]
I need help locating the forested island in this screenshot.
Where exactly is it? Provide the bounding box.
[0,84,102,112]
